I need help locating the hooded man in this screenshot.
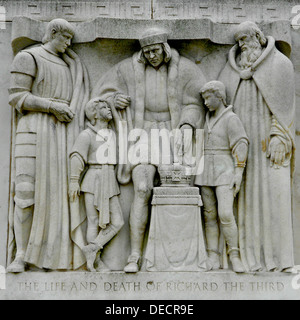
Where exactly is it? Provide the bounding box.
[92,28,207,272]
[218,21,296,273]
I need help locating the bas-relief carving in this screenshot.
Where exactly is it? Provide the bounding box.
[91,27,207,273]
[195,80,249,273]
[7,19,90,273]
[6,17,298,275]
[219,21,296,273]
[69,98,124,272]
[2,1,297,22]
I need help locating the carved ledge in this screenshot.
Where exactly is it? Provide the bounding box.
[11,16,292,57]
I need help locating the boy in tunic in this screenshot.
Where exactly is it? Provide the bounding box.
[69,98,124,272]
[195,81,249,273]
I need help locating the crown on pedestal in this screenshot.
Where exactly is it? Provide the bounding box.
[158,163,192,187]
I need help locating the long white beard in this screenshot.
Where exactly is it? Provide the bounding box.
[239,45,263,69]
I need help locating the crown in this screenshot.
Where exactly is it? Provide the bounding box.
[158,163,192,187]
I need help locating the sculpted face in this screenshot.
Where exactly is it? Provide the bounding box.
[143,44,165,68]
[235,30,263,69]
[98,102,113,122]
[51,31,73,54]
[202,91,222,112]
[236,32,261,52]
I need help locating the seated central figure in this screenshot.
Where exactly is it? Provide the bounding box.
[92,28,207,272]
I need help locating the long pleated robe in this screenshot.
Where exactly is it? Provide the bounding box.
[8,45,89,270]
[219,36,295,272]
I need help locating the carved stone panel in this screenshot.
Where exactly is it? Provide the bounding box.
[0,0,300,301]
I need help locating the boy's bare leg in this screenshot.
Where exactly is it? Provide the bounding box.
[201,186,221,270]
[83,193,100,272]
[91,196,125,272]
[216,185,244,273]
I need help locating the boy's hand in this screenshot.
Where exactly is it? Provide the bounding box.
[69,180,81,202]
[230,169,244,198]
[175,124,193,158]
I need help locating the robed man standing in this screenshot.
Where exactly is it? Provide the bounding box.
[7,19,89,272]
[219,21,296,272]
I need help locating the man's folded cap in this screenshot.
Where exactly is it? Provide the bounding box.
[139,28,169,48]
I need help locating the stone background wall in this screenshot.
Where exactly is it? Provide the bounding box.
[1,0,300,269]
[0,0,299,22]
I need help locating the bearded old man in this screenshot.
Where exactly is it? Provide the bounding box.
[92,28,207,272]
[219,21,296,272]
[7,19,89,272]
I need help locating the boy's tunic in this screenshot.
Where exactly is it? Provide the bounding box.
[195,106,248,187]
[70,124,120,229]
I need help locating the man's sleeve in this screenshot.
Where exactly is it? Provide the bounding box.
[179,62,207,129]
[70,131,91,164]
[228,114,249,167]
[91,60,130,102]
[9,51,37,114]
[228,114,249,148]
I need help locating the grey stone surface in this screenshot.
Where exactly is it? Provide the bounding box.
[0,26,13,268]
[0,0,300,300]
[0,271,299,300]
[1,0,299,23]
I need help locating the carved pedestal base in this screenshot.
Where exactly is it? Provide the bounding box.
[145,187,207,272]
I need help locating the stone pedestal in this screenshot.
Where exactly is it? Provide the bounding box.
[145,187,207,272]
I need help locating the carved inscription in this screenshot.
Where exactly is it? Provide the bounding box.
[16,280,286,294]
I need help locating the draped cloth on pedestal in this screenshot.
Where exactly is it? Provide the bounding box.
[145,188,207,272]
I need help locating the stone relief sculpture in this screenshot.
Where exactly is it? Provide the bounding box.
[219,21,296,273]
[5,16,298,277]
[69,98,124,272]
[195,80,249,273]
[92,28,207,273]
[7,19,90,272]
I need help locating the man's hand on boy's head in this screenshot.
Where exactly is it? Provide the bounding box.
[114,93,131,110]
